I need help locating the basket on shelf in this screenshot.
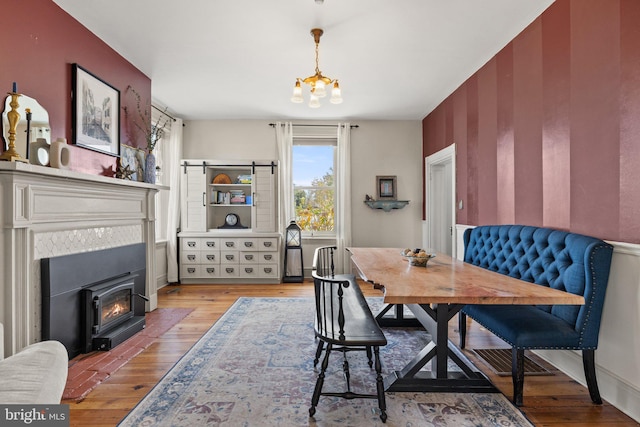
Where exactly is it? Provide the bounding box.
[212,173,232,184]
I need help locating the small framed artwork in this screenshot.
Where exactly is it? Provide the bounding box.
[72,63,120,156]
[120,144,145,181]
[377,175,397,200]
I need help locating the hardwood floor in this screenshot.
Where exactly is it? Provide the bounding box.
[65,282,638,426]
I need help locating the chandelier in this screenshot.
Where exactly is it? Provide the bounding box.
[291,28,343,108]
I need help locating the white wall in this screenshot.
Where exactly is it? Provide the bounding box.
[183,120,277,160]
[350,121,423,248]
[182,119,424,256]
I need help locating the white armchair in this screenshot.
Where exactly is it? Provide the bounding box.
[0,323,68,404]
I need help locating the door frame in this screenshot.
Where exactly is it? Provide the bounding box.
[425,144,456,257]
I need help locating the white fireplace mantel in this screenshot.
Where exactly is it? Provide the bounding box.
[0,162,163,356]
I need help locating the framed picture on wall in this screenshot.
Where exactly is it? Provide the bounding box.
[72,63,120,156]
[376,175,397,200]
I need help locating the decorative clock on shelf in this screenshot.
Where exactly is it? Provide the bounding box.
[218,213,248,229]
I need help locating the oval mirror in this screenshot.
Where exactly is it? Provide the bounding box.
[2,94,51,160]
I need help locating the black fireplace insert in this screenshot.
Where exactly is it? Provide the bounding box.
[81,273,146,353]
[41,243,147,358]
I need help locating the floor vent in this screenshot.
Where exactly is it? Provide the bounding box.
[471,348,554,377]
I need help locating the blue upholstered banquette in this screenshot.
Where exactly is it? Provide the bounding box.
[458,225,613,406]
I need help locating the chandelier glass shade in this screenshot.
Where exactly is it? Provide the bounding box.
[291,28,343,108]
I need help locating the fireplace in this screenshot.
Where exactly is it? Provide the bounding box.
[81,273,146,353]
[41,243,147,358]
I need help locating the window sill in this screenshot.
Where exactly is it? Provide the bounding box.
[302,235,336,241]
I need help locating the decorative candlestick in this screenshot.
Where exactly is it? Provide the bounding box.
[25,108,32,160]
[0,91,28,162]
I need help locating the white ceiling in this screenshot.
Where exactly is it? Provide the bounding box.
[52,0,554,121]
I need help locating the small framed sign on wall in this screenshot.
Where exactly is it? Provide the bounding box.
[376,175,397,200]
[72,63,120,157]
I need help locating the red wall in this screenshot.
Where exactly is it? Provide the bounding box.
[0,0,151,175]
[423,0,640,243]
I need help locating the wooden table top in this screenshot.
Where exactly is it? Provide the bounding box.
[347,247,585,306]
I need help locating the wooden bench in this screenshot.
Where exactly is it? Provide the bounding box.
[309,246,388,423]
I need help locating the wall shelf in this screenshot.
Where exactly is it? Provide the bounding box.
[364,200,410,212]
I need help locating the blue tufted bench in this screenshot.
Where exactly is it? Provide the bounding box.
[458,225,613,406]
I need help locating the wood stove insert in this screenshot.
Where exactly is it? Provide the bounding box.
[81,273,147,353]
[41,243,147,358]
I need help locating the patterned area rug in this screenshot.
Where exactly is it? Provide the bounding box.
[119,298,533,427]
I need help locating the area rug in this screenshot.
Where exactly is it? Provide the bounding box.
[63,307,193,401]
[119,298,533,427]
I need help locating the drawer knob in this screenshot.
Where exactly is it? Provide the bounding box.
[207,255,216,261]
[244,242,253,247]
[226,254,235,261]
[187,268,195,273]
[265,268,272,273]
[187,242,196,247]
[245,254,254,260]
[226,267,234,273]
[263,241,272,247]
[206,267,215,273]
[225,242,235,247]
[264,254,272,261]
[187,255,196,261]
[206,242,216,247]
[245,268,253,273]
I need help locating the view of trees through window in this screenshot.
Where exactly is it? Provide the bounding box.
[292,144,335,233]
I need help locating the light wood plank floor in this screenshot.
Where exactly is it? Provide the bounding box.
[65,282,639,426]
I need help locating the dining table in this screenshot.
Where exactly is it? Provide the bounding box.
[347,247,585,393]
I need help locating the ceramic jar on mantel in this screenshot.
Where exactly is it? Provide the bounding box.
[144,151,156,184]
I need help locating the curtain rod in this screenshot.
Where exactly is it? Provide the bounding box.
[152,104,177,122]
[269,123,359,129]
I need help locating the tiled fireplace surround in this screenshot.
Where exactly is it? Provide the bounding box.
[0,162,160,357]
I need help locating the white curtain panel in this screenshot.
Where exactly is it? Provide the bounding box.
[336,123,352,274]
[165,118,183,283]
[275,122,294,233]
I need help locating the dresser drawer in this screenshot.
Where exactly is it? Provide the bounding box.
[180,264,201,278]
[181,238,202,251]
[258,252,276,263]
[202,238,220,249]
[258,238,278,251]
[220,238,239,249]
[220,265,239,277]
[221,250,239,264]
[259,264,279,278]
[202,265,219,277]
[240,265,259,278]
[201,252,220,264]
[239,238,258,250]
[240,251,259,264]
[181,251,200,264]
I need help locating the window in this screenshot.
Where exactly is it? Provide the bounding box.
[152,108,171,241]
[292,140,336,235]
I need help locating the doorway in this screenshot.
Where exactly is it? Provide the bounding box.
[425,144,456,256]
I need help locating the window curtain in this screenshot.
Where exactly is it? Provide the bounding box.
[165,117,183,283]
[336,123,352,273]
[275,122,294,233]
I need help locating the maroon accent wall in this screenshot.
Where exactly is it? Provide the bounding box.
[423,0,640,243]
[0,0,151,175]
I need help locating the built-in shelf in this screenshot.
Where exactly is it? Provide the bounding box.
[364,200,410,212]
